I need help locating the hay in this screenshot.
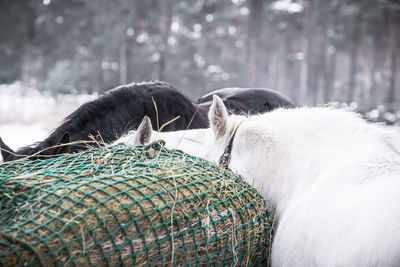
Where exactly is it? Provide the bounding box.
[0,141,273,266]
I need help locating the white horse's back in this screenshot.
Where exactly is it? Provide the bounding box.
[273,168,400,266]
[242,108,400,266]
[205,101,400,266]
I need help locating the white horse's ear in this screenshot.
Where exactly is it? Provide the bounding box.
[135,116,152,145]
[209,95,228,137]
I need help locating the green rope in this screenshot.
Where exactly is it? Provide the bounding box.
[0,231,46,267]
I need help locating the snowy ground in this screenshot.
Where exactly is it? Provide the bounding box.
[0,82,97,161]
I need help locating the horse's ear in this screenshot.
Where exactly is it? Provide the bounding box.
[209,95,228,138]
[0,136,16,161]
[135,116,152,145]
[53,132,71,155]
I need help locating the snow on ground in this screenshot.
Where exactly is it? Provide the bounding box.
[0,82,97,161]
[0,123,48,150]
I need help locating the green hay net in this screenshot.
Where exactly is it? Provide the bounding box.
[0,141,273,266]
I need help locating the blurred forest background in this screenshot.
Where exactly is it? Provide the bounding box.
[0,0,399,111]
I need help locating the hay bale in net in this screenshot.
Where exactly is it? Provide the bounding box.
[0,141,274,266]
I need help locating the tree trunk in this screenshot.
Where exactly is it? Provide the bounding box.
[21,2,36,84]
[119,43,127,84]
[347,12,362,104]
[246,0,264,86]
[323,48,337,103]
[383,7,397,111]
[158,0,173,81]
[314,2,329,104]
[369,27,382,109]
[300,0,314,104]
[125,2,138,83]
[284,27,296,100]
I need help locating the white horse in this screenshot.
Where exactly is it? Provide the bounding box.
[117,96,400,266]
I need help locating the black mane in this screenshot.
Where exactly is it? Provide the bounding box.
[197,87,294,114]
[1,81,208,161]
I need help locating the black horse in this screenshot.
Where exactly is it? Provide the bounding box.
[0,81,208,162]
[0,84,294,162]
[196,87,294,115]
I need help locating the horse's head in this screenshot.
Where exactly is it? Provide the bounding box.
[132,96,279,202]
[128,116,214,158]
[133,96,251,168]
[205,95,242,164]
[207,95,285,203]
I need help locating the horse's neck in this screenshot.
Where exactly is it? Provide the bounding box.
[239,107,400,214]
[153,128,211,157]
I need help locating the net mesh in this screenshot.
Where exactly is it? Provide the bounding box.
[0,141,273,266]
